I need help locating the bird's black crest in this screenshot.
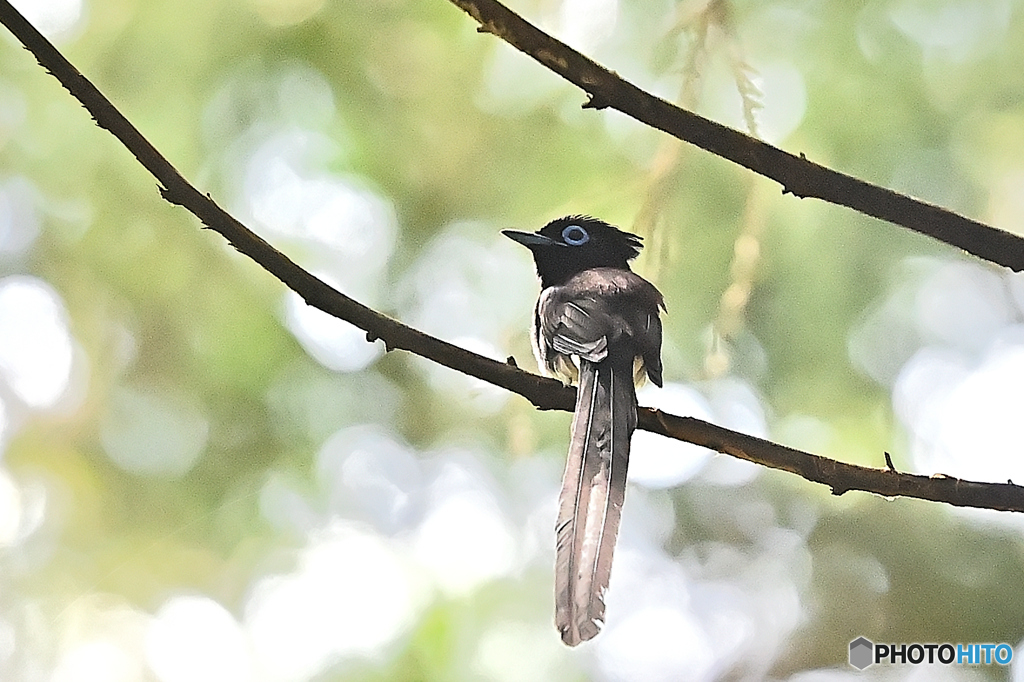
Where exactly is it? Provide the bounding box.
[553,215,644,262]
[504,214,647,288]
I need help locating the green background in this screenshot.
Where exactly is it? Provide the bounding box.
[2,0,1024,680]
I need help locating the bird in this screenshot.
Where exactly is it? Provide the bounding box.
[503,215,665,646]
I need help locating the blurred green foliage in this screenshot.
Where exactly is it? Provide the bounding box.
[3,0,1024,680]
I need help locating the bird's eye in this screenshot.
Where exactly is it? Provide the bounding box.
[561,224,590,246]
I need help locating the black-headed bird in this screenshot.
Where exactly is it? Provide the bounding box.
[503,216,665,646]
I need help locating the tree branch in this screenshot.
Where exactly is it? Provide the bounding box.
[2,0,1023,512]
[449,0,1024,272]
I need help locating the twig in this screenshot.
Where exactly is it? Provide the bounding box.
[884,451,896,472]
[447,0,1024,272]
[2,0,1024,512]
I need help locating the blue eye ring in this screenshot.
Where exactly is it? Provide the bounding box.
[561,224,590,246]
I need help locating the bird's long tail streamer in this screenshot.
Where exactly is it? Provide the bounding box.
[554,353,637,646]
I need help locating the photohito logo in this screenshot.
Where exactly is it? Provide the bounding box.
[849,637,1013,670]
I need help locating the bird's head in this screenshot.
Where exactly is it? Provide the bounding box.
[503,215,644,288]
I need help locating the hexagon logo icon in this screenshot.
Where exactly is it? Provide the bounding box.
[849,637,874,670]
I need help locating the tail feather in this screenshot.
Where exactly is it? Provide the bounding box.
[555,354,637,646]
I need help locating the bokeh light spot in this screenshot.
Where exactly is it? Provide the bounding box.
[146,596,252,682]
[52,640,141,682]
[316,425,423,533]
[598,608,714,682]
[245,522,422,681]
[889,0,1010,61]
[0,276,73,409]
[99,386,210,479]
[414,459,517,596]
[285,284,383,373]
[0,468,21,547]
[630,383,714,488]
[0,176,39,257]
[10,0,83,41]
[922,345,1024,482]
[474,622,568,682]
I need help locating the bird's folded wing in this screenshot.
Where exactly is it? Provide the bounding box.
[538,295,611,364]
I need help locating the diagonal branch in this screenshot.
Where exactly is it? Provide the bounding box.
[447,0,1024,272]
[2,0,1023,512]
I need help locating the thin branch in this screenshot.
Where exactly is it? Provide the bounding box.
[452,0,1024,272]
[2,0,1024,513]
[651,412,1024,512]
